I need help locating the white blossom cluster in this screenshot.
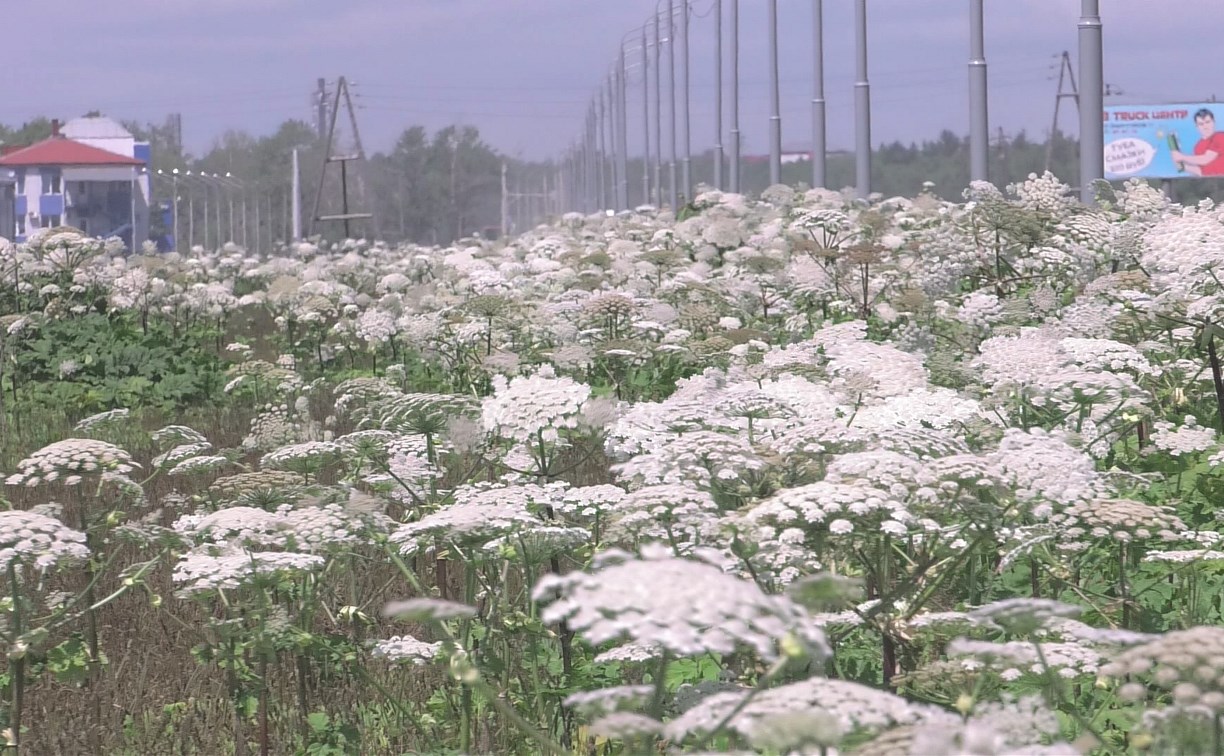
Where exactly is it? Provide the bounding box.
[172,550,324,597]
[0,509,89,570]
[533,544,830,661]
[17,163,1224,755]
[389,483,550,556]
[6,438,138,487]
[370,634,442,665]
[481,365,591,444]
[665,677,954,747]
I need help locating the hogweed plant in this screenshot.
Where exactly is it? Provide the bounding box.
[8,179,1224,752]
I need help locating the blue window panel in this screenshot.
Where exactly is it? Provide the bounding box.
[40,194,64,216]
[134,143,151,163]
[15,195,26,215]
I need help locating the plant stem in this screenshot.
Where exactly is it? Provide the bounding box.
[76,503,102,755]
[1032,641,1118,754]
[690,655,788,751]
[9,562,23,754]
[459,565,476,754]
[1207,334,1224,433]
[258,655,269,756]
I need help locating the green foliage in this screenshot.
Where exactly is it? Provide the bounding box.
[10,312,225,414]
[664,654,723,692]
[301,712,362,756]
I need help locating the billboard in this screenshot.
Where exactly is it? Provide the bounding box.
[1103,104,1224,180]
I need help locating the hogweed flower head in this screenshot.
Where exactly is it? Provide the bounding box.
[383,597,477,622]
[1050,498,1183,547]
[0,510,89,570]
[7,438,138,487]
[562,685,654,716]
[389,481,553,552]
[209,471,307,504]
[73,408,131,433]
[664,676,953,748]
[481,365,592,445]
[371,635,443,665]
[1100,627,1224,706]
[174,506,288,549]
[261,441,344,476]
[533,543,830,662]
[172,549,324,598]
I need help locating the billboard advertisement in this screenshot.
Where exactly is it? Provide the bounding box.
[1103,104,1224,180]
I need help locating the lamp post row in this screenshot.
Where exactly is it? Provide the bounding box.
[153,169,303,252]
[559,1,1104,214]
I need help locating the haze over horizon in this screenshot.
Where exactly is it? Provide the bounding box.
[1,1,1218,161]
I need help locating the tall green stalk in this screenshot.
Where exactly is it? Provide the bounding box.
[8,562,23,754]
[76,494,101,754]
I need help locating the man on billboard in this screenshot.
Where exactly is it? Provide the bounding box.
[1171,108,1224,176]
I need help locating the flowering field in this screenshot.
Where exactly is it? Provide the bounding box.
[3,173,1224,754]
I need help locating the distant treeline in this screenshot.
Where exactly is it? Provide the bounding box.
[3,117,1221,248]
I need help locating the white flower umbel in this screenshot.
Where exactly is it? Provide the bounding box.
[169,455,230,476]
[1100,627,1224,702]
[533,544,830,662]
[282,503,391,552]
[562,685,654,716]
[73,408,131,433]
[371,635,443,665]
[389,483,551,556]
[663,676,953,748]
[0,510,89,570]
[383,597,478,622]
[989,428,1105,518]
[153,442,213,470]
[260,441,344,475]
[1050,498,1184,547]
[556,484,627,521]
[6,438,139,487]
[151,424,209,446]
[173,506,288,549]
[946,638,1105,680]
[604,484,720,552]
[1151,416,1217,458]
[613,430,765,491]
[481,365,591,446]
[172,549,324,598]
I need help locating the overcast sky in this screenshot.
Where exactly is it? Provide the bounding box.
[1,1,1218,161]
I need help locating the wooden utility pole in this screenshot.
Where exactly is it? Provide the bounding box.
[501,162,509,238]
[308,76,376,239]
[315,78,329,140]
[1046,51,1079,174]
[993,127,1011,186]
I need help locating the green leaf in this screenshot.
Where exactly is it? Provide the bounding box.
[307,712,330,732]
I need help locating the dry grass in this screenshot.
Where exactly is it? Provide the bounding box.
[3,384,616,754]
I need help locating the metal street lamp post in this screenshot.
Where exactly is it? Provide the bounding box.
[667,0,678,209]
[768,0,782,186]
[641,26,651,205]
[617,50,629,210]
[729,0,741,193]
[679,0,691,201]
[812,0,827,188]
[969,0,990,183]
[854,0,872,198]
[1078,0,1103,203]
[714,0,724,190]
[654,11,665,206]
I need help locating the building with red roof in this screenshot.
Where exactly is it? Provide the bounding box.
[0,117,150,247]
